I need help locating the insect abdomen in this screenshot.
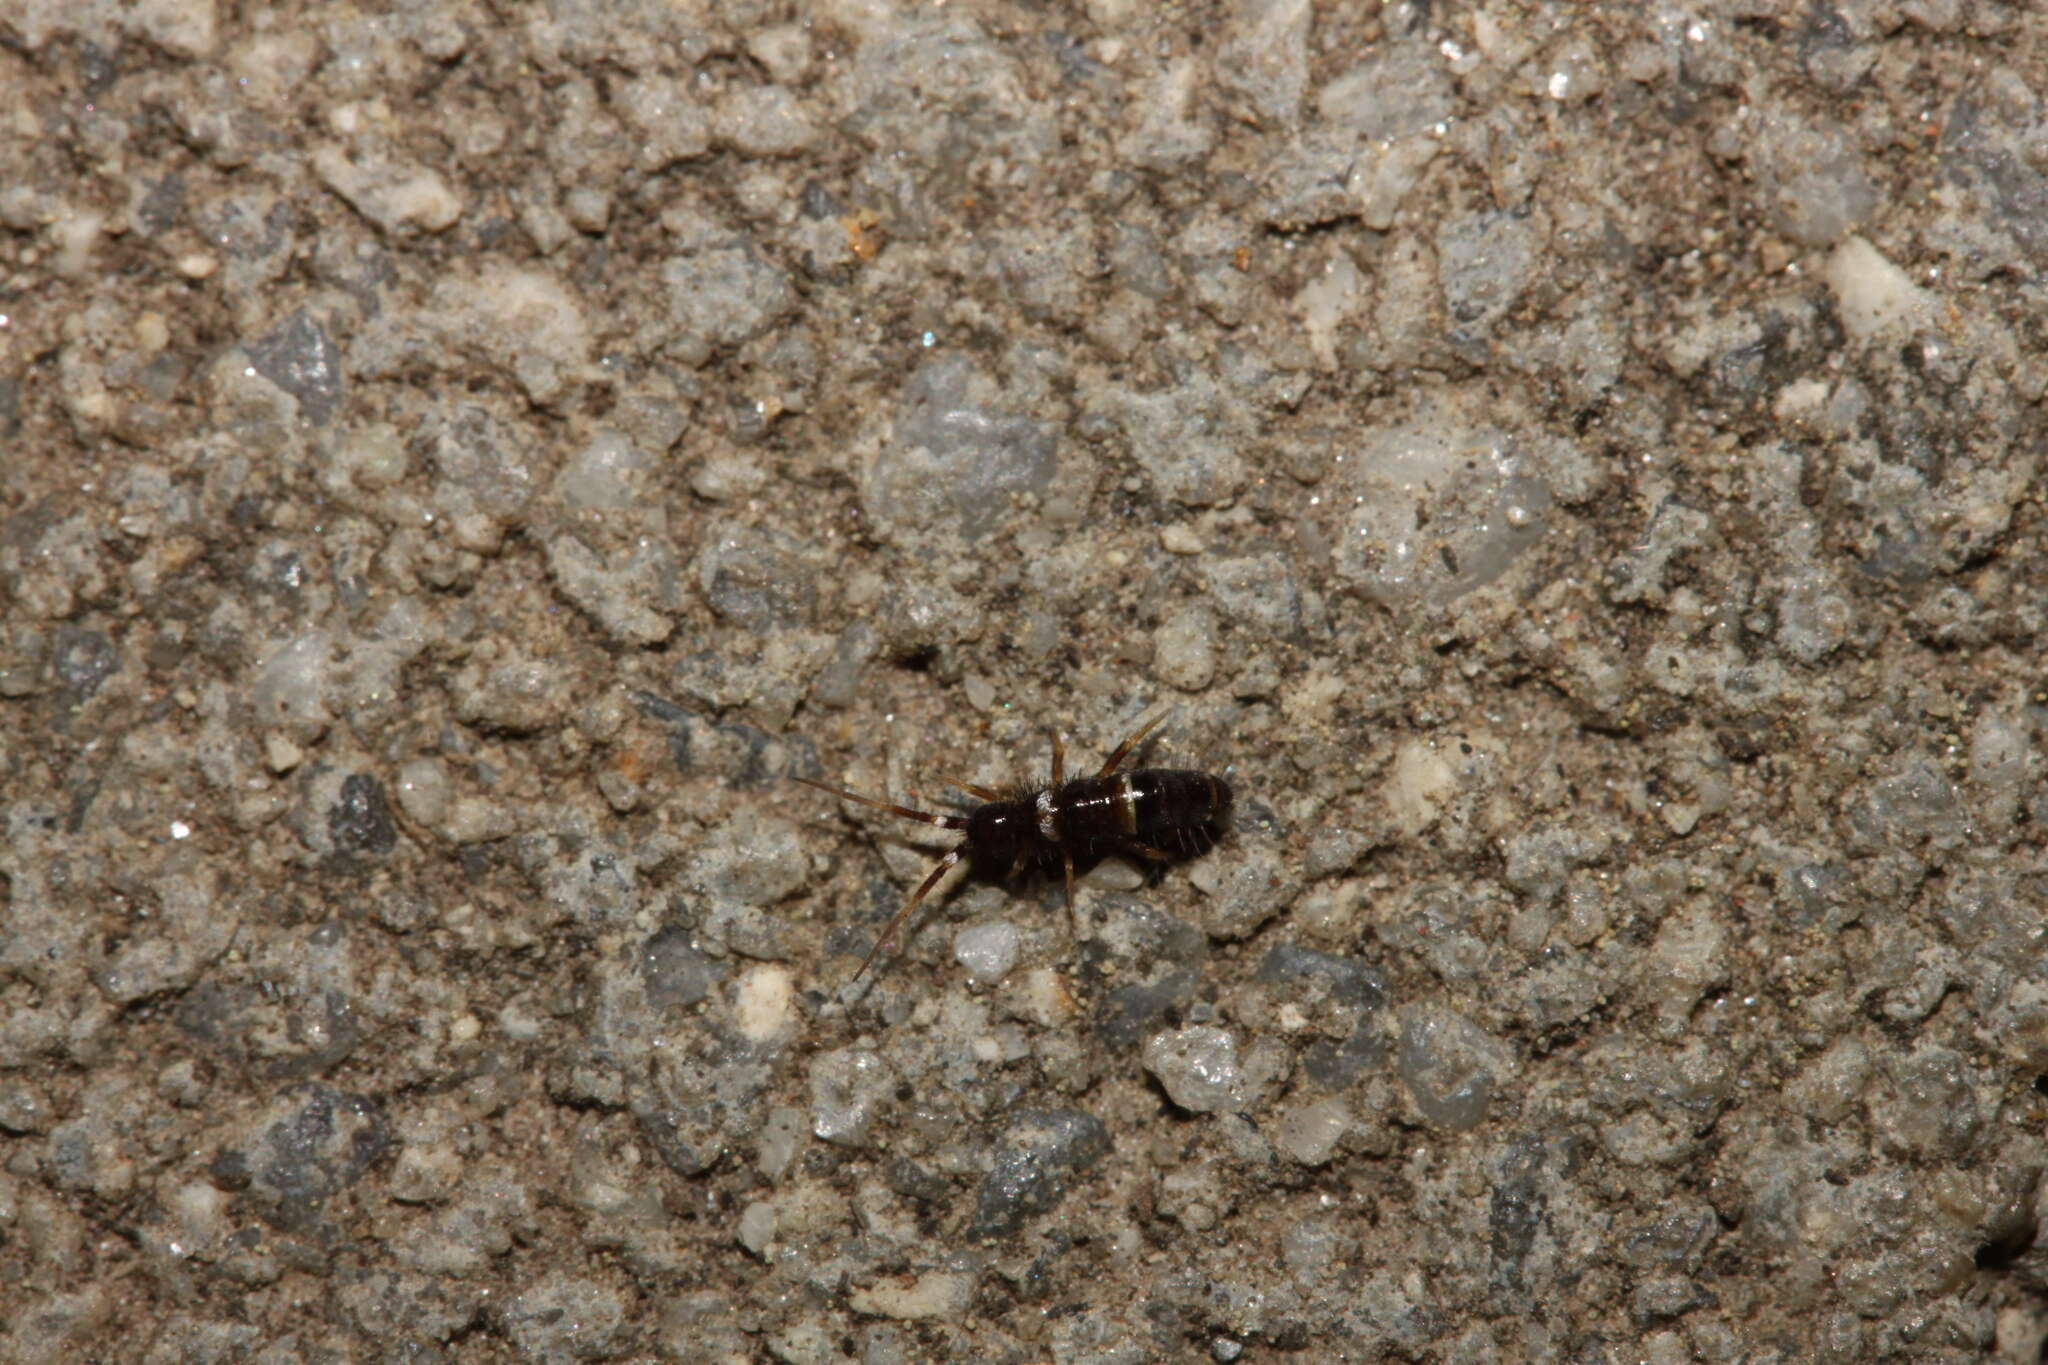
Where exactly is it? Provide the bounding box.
[1048,768,1231,855]
[1127,768,1232,850]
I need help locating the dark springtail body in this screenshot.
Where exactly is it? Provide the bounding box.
[797,715,1233,981]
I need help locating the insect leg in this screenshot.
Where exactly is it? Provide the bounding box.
[1096,713,1165,777]
[854,848,963,982]
[795,776,967,830]
[1049,731,1065,785]
[1126,841,1173,861]
[1061,848,1079,938]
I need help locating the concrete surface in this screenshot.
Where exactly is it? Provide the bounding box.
[2,2,2046,1361]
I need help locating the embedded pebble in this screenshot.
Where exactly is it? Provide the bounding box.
[697,527,816,632]
[755,1107,807,1182]
[847,1271,975,1322]
[555,430,655,512]
[967,1108,1112,1239]
[863,353,1059,538]
[689,816,807,906]
[497,1273,625,1363]
[660,244,796,366]
[0,1083,54,1134]
[733,965,797,1043]
[809,1049,892,1147]
[246,310,343,425]
[953,921,1022,983]
[736,1200,777,1259]
[249,631,334,733]
[442,795,515,844]
[1269,1096,1350,1165]
[1327,425,1553,607]
[392,758,450,826]
[326,773,397,855]
[1144,1025,1249,1114]
[1823,236,1939,342]
[1397,1006,1506,1132]
[1189,844,1299,942]
[313,147,463,233]
[543,531,682,646]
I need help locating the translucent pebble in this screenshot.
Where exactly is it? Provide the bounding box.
[1269,1096,1350,1165]
[736,1200,776,1259]
[953,921,1022,983]
[1143,1025,1248,1113]
[809,1048,891,1147]
[1397,1005,1502,1131]
[250,631,333,731]
[1329,427,1552,607]
[556,429,654,512]
[394,757,450,826]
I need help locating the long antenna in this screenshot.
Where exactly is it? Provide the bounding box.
[793,777,967,830]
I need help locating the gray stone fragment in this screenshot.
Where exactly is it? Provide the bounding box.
[1098,369,1248,507]
[638,924,727,1012]
[51,624,117,698]
[1216,0,1311,127]
[1254,945,1390,1088]
[555,430,655,512]
[246,310,342,424]
[953,920,1022,983]
[1191,844,1299,941]
[1204,553,1302,636]
[660,244,795,366]
[1872,1043,1983,1160]
[0,1081,54,1134]
[697,526,816,632]
[1940,82,2048,262]
[326,773,396,855]
[417,401,542,527]
[217,1086,389,1237]
[1087,899,1208,1050]
[717,86,821,156]
[1398,1006,1505,1131]
[688,816,806,907]
[967,1108,1111,1239]
[1144,1025,1249,1113]
[864,353,1058,538]
[544,531,681,646]
[1436,208,1546,332]
[498,1272,626,1363]
[1329,422,1553,607]
[1756,116,1878,246]
[809,1048,892,1147]
[1316,46,1455,140]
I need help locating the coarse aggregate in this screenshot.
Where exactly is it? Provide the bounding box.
[3,2,2048,1362]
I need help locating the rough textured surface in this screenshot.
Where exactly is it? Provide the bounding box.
[3,3,2047,1362]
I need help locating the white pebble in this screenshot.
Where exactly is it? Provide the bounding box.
[734,965,796,1042]
[953,921,1022,983]
[394,757,450,826]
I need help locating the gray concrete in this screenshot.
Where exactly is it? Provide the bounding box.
[2,2,2045,1361]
